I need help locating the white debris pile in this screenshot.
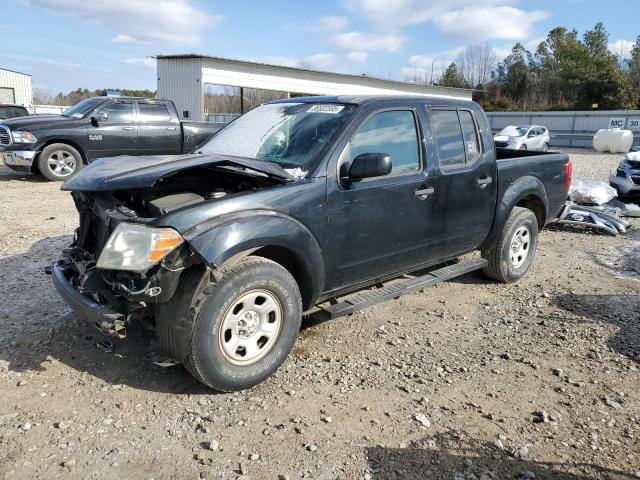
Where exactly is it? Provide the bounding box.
[569,180,617,206]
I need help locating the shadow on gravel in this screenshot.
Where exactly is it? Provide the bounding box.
[301,268,492,331]
[554,293,640,363]
[366,432,636,479]
[0,170,47,183]
[0,236,214,395]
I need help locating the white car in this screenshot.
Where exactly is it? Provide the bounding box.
[494,125,551,151]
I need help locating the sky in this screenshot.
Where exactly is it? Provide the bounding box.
[2,0,638,94]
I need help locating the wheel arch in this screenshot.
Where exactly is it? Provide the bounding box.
[182,212,325,310]
[481,175,548,251]
[32,139,88,173]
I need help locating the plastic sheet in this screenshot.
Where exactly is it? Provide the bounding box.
[593,129,634,153]
[569,180,617,205]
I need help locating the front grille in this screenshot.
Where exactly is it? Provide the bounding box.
[495,141,508,148]
[631,175,640,185]
[0,126,11,146]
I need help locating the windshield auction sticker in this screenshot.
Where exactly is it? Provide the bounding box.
[307,104,345,114]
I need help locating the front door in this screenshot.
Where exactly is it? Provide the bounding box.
[136,101,181,155]
[428,107,498,257]
[86,100,138,159]
[327,107,438,290]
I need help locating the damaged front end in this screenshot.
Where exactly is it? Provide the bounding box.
[50,153,293,338]
[51,191,200,338]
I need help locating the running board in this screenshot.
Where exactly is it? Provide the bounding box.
[321,257,487,319]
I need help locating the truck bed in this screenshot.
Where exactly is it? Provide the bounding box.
[495,147,570,224]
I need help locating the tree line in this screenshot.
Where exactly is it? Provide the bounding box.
[33,88,155,106]
[431,23,639,111]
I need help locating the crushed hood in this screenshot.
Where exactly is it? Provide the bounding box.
[62,153,296,191]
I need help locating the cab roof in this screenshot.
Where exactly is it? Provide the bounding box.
[269,95,476,108]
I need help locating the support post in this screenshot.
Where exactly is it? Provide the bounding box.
[240,87,244,114]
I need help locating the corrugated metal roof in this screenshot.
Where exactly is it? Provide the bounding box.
[155,54,472,97]
[0,67,32,77]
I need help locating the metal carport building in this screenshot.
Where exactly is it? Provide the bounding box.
[0,68,33,108]
[156,54,473,121]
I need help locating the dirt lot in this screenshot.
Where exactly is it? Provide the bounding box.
[0,153,639,480]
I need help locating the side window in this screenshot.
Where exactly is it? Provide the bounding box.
[100,102,133,122]
[459,110,481,163]
[431,110,465,167]
[349,110,420,176]
[138,103,172,122]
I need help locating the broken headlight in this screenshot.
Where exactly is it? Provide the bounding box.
[96,223,183,272]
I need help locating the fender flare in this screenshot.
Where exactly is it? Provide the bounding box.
[481,175,549,251]
[182,210,326,305]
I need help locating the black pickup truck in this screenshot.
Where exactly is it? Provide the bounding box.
[0,97,220,181]
[50,95,571,391]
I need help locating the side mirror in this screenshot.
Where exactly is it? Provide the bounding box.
[90,111,108,126]
[346,153,392,181]
[528,131,536,137]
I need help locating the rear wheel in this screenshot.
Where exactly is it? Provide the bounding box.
[542,142,549,152]
[37,143,82,181]
[182,257,302,391]
[482,207,538,283]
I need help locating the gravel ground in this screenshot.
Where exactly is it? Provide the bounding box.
[0,150,639,480]
[556,149,623,183]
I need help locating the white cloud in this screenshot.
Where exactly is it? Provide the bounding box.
[401,47,464,82]
[347,51,369,62]
[434,6,549,41]
[24,0,222,47]
[332,31,405,52]
[310,15,349,31]
[124,57,156,68]
[346,1,548,42]
[609,39,635,59]
[346,0,509,28]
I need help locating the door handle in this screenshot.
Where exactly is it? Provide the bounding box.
[122,126,135,131]
[166,127,177,131]
[476,177,493,188]
[415,187,435,197]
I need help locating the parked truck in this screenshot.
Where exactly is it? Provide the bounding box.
[0,97,220,181]
[50,95,571,391]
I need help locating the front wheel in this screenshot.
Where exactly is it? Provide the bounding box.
[182,257,302,391]
[37,143,82,181]
[482,207,539,283]
[519,144,528,151]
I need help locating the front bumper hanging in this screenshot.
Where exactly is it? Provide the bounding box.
[50,261,127,337]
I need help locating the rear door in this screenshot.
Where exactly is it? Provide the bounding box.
[86,100,138,158]
[135,101,181,155]
[428,107,497,257]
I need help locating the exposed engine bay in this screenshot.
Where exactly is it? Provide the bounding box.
[110,166,279,218]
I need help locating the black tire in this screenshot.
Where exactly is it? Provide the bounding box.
[542,142,549,152]
[37,143,82,181]
[181,257,302,392]
[482,207,539,283]
[519,144,528,150]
